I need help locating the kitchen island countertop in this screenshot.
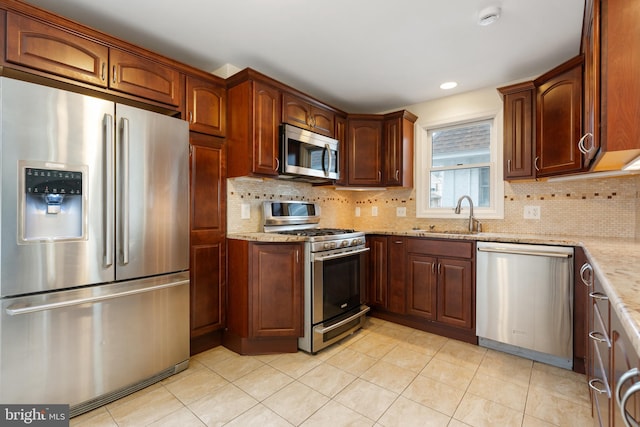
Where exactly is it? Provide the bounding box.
[228,230,640,356]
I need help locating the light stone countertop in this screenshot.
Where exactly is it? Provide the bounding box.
[227,230,640,356]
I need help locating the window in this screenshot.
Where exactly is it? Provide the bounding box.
[416,115,503,219]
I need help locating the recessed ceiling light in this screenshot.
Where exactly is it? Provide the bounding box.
[478,6,501,26]
[440,81,458,90]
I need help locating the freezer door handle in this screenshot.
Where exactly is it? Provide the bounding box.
[104,113,114,268]
[477,246,573,258]
[5,280,189,315]
[120,117,130,265]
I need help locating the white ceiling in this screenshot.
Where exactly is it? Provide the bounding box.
[24,0,585,114]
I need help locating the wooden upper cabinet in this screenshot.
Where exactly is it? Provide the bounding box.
[5,11,184,108]
[335,115,348,186]
[109,48,181,107]
[227,75,281,178]
[534,55,584,177]
[282,92,335,137]
[347,118,383,186]
[186,75,226,136]
[499,82,535,180]
[5,12,109,87]
[581,0,601,169]
[383,110,416,187]
[589,0,640,171]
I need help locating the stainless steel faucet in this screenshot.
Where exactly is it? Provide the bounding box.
[454,195,481,232]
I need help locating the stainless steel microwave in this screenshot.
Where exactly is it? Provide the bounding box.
[280,124,339,182]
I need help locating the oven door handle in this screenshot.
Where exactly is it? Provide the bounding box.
[314,305,371,334]
[313,247,370,262]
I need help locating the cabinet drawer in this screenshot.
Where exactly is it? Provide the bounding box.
[406,238,473,259]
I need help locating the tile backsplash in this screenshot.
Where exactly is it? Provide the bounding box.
[228,175,639,239]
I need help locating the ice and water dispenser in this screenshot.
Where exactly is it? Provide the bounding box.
[21,164,86,241]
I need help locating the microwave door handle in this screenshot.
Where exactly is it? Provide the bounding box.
[324,144,331,177]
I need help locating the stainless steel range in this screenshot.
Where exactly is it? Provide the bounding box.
[263,201,370,354]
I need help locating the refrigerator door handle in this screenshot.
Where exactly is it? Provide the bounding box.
[5,279,189,316]
[104,113,114,268]
[120,117,130,265]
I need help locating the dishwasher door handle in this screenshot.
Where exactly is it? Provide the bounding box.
[477,246,573,258]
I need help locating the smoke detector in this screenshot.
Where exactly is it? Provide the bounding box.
[478,6,501,26]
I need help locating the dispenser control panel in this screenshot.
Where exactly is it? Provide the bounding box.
[25,168,83,195]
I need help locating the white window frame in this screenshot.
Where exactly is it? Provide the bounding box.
[415,111,504,219]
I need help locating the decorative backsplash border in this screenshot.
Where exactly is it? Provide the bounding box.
[228,175,640,238]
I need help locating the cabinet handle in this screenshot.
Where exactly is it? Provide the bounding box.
[189,111,193,123]
[431,263,436,274]
[438,263,442,275]
[580,263,593,287]
[507,159,512,173]
[112,65,117,84]
[578,133,594,154]
[101,62,106,81]
[378,170,381,181]
[618,373,640,427]
[588,331,608,344]
[392,240,403,244]
[395,169,400,180]
[275,157,280,171]
[534,156,540,172]
[589,291,608,301]
[588,378,609,395]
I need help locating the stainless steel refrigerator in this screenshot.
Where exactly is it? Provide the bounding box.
[0,78,190,416]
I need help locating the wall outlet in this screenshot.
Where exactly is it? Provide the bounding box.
[355,207,361,217]
[396,207,407,217]
[372,206,378,217]
[524,205,541,219]
[240,203,251,220]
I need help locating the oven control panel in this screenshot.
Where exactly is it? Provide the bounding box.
[311,237,365,253]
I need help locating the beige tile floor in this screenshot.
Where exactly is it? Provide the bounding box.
[70,318,593,427]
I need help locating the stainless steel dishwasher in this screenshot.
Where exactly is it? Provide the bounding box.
[476,242,574,369]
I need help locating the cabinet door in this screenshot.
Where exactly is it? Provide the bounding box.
[253,81,281,176]
[282,92,335,137]
[250,243,303,337]
[347,119,383,186]
[189,134,226,351]
[282,92,310,130]
[437,258,473,329]
[384,116,403,186]
[309,104,335,137]
[109,48,182,106]
[335,115,348,186]
[367,236,388,308]
[535,57,583,176]
[388,238,406,314]
[501,85,535,179]
[581,0,600,168]
[5,12,109,87]
[186,75,226,136]
[406,253,437,320]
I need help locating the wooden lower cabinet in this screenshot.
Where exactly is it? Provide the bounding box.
[367,236,476,344]
[225,240,304,355]
[406,239,474,341]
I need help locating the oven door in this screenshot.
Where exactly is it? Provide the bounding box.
[311,247,369,325]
